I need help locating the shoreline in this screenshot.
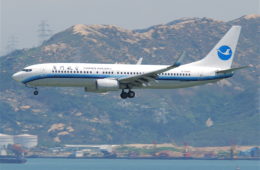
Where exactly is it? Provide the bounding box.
[26,156,260,161]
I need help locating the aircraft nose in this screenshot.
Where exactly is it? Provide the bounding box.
[12,72,23,82]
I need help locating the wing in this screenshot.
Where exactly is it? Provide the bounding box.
[119,52,186,87]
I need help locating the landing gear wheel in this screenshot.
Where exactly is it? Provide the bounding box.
[33,90,39,95]
[120,91,128,99]
[128,91,135,98]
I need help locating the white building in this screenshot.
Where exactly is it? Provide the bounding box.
[14,134,38,148]
[0,134,14,148]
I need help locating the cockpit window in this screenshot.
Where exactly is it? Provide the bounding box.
[22,69,32,72]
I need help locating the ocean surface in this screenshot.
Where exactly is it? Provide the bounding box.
[0,158,259,170]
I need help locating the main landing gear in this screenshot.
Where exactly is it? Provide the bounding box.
[120,89,135,99]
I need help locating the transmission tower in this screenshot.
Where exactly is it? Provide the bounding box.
[5,36,19,54]
[38,20,52,45]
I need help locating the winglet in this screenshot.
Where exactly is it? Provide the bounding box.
[173,51,186,67]
[136,57,143,65]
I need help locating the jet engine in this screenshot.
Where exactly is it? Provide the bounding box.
[96,79,119,91]
[84,79,119,93]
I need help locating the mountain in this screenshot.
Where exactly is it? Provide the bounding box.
[0,14,259,146]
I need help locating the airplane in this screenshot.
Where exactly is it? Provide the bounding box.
[12,26,247,99]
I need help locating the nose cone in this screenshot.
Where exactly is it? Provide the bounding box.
[12,72,23,82]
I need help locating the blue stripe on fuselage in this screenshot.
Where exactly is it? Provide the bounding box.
[22,73,233,84]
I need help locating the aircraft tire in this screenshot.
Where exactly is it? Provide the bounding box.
[34,90,39,95]
[128,91,135,98]
[120,92,128,99]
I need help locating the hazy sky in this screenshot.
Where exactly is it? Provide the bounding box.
[0,0,259,56]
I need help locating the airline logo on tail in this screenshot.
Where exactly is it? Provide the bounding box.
[217,45,232,60]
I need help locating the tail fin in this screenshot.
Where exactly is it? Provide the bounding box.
[193,26,241,69]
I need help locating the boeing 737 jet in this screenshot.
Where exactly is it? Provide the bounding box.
[12,26,247,99]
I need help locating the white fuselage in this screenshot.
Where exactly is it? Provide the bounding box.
[11,26,241,98]
[12,63,232,92]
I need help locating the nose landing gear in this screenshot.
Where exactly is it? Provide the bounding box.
[33,90,39,96]
[25,84,39,96]
[120,89,135,99]
[33,89,39,95]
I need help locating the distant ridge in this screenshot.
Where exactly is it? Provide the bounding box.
[0,15,259,146]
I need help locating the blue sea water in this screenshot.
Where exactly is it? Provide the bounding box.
[0,159,259,170]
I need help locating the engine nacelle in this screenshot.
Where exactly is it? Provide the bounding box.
[84,79,119,93]
[96,79,119,91]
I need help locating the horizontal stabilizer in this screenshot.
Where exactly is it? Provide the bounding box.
[216,66,249,74]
